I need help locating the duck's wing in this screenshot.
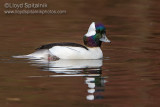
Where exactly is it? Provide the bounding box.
[36,42,88,50]
[49,45,90,59]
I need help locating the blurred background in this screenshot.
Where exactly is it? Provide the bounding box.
[0,0,160,107]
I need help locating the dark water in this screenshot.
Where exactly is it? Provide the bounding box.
[0,0,160,106]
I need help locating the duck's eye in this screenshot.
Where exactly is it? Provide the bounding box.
[96,30,100,33]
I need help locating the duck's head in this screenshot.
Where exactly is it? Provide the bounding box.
[83,22,110,47]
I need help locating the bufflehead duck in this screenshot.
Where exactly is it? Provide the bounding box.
[18,22,110,60]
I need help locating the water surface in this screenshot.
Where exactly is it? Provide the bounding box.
[0,0,160,107]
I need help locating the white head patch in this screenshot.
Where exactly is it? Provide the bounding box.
[85,22,96,37]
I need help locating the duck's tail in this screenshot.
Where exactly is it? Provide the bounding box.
[12,55,31,58]
[12,49,53,59]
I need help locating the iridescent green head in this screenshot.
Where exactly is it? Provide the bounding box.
[83,22,110,47]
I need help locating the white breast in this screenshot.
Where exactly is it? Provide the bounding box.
[49,46,103,59]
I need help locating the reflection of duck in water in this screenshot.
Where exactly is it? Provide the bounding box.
[85,76,107,101]
[30,59,103,74]
[14,22,110,60]
[29,59,107,101]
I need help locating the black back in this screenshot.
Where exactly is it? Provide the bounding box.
[36,42,88,50]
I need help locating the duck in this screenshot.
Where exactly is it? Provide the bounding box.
[16,22,111,60]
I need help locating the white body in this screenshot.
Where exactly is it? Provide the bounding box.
[26,46,103,59]
[49,46,103,59]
